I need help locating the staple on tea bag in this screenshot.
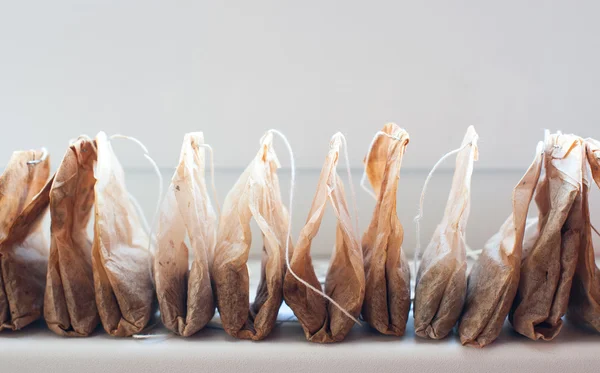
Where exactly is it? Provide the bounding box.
[212,130,292,340]
[360,123,411,336]
[283,132,365,343]
[458,141,544,348]
[0,149,51,331]
[92,132,155,337]
[567,137,600,332]
[413,126,478,339]
[154,132,217,336]
[45,137,99,336]
[509,133,584,340]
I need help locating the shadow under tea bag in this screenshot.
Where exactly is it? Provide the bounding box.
[361,123,411,336]
[414,126,478,339]
[155,133,216,336]
[0,150,50,331]
[212,131,290,340]
[92,132,154,336]
[458,141,543,348]
[283,133,365,343]
[45,137,98,336]
[509,133,584,340]
[567,138,600,332]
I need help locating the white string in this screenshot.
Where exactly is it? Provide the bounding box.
[360,131,404,200]
[200,143,221,216]
[27,147,48,165]
[413,141,473,274]
[109,134,164,255]
[267,129,361,326]
[334,132,360,242]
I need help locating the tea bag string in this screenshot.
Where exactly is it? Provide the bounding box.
[360,131,405,200]
[267,129,361,326]
[332,132,360,242]
[109,134,164,255]
[26,147,48,165]
[413,140,475,274]
[199,143,221,216]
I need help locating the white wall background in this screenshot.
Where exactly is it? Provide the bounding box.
[1,1,600,258]
[1,1,599,170]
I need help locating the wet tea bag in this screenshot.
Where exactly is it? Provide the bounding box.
[509,133,584,340]
[45,137,99,336]
[567,138,600,332]
[458,141,544,347]
[361,123,411,336]
[413,126,478,339]
[283,133,364,343]
[212,131,291,340]
[92,131,155,336]
[155,133,217,336]
[0,149,50,331]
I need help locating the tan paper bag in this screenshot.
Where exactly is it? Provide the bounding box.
[458,141,543,347]
[155,132,216,336]
[509,133,584,340]
[567,138,600,332]
[283,133,365,343]
[361,123,411,336]
[92,132,154,336]
[45,137,99,336]
[414,126,478,339]
[0,150,50,331]
[212,132,290,340]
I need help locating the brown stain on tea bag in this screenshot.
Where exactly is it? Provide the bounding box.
[212,132,290,340]
[92,132,154,337]
[283,134,365,343]
[414,126,478,339]
[155,133,216,336]
[567,138,600,332]
[45,138,99,336]
[361,123,411,336]
[458,141,543,348]
[0,150,50,331]
[509,134,583,340]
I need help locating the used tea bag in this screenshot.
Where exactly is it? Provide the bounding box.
[155,133,216,336]
[92,131,155,336]
[212,131,290,340]
[0,149,50,331]
[509,133,584,340]
[458,141,543,347]
[567,138,600,332]
[361,123,411,336]
[283,133,365,343]
[45,137,99,336]
[414,126,478,339]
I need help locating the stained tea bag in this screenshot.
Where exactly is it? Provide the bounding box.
[458,141,543,347]
[567,138,600,332]
[361,123,411,336]
[413,126,478,339]
[0,149,50,331]
[45,137,99,336]
[283,133,364,343]
[509,133,584,340]
[155,133,216,336]
[212,131,290,340]
[92,131,154,336]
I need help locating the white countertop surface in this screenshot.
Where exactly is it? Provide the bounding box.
[1,311,598,373]
[2,258,599,373]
